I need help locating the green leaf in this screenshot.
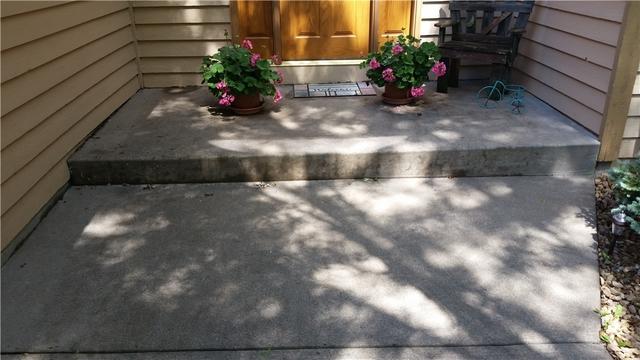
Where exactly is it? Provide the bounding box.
[616,336,632,348]
[613,304,624,319]
[608,159,640,235]
[211,63,224,73]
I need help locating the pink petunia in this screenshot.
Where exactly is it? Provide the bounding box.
[369,58,381,70]
[218,92,235,107]
[431,61,447,78]
[242,39,253,50]
[271,54,282,65]
[215,80,227,90]
[410,86,425,98]
[382,68,396,82]
[273,88,283,103]
[392,44,404,55]
[250,53,261,67]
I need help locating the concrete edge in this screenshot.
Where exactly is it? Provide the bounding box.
[0,343,609,360]
[68,144,599,185]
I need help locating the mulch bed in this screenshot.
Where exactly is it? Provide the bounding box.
[595,174,640,359]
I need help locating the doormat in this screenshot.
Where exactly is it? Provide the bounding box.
[294,82,377,98]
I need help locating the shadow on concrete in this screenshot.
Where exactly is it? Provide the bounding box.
[1,175,603,359]
[68,83,599,185]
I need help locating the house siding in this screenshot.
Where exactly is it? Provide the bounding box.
[419,1,491,80]
[136,0,494,86]
[512,1,626,135]
[620,71,640,158]
[0,1,140,250]
[132,0,231,87]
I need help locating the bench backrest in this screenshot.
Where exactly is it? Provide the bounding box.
[449,1,534,45]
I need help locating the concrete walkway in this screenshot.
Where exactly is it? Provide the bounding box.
[1,177,607,359]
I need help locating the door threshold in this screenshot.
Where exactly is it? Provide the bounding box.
[276,59,363,67]
[274,60,366,84]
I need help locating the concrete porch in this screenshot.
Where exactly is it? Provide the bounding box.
[2,83,609,359]
[68,83,599,185]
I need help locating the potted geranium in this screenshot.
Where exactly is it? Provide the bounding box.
[201,39,283,115]
[360,34,446,105]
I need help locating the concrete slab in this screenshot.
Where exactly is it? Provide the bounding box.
[2,344,609,360]
[2,177,602,355]
[68,83,599,184]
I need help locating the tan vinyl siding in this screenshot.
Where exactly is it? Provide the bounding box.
[620,72,640,158]
[419,1,491,80]
[132,0,231,87]
[1,9,132,82]
[0,1,140,250]
[0,1,70,17]
[512,1,626,134]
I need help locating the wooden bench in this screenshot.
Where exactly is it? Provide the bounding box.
[435,1,535,93]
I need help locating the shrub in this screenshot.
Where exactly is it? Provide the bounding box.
[201,38,283,107]
[609,159,640,234]
[359,33,445,95]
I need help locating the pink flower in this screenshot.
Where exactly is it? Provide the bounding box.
[242,39,253,50]
[250,53,261,67]
[431,61,447,78]
[392,44,404,55]
[218,92,235,107]
[410,86,425,98]
[271,54,282,65]
[215,80,227,90]
[382,68,396,82]
[273,88,283,103]
[276,70,284,84]
[369,58,381,70]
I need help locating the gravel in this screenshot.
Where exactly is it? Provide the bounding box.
[595,174,640,360]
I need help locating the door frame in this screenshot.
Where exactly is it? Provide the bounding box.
[230,0,418,61]
[272,0,282,57]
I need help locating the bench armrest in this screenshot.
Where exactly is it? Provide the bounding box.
[434,19,459,28]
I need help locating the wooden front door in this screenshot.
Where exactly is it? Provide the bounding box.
[280,0,371,60]
[231,1,413,61]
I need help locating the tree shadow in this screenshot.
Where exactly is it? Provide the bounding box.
[1,174,602,359]
[68,81,598,185]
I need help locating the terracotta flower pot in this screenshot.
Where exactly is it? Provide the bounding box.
[382,83,412,105]
[230,92,264,115]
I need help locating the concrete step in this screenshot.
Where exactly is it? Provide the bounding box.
[68,84,599,185]
[2,176,602,354]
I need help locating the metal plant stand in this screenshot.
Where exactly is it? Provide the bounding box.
[477,80,526,113]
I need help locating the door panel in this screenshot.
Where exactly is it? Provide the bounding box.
[280,0,371,60]
[232,1,414,61]
[377,0,413,50]
[231,0,274,58]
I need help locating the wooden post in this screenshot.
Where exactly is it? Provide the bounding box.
[272,0,282,58]
[598,2,640,161]
[369,0,380,53]
[412,0,420,38]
